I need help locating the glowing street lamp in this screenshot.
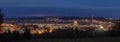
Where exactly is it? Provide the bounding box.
[100,25,104,29]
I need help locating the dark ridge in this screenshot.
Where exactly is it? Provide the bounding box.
[4,16,109,21]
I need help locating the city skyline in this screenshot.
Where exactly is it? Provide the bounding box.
[1,0,120,42]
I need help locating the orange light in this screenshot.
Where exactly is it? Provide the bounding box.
[9,28,15,32]
[49,29,53,33]
[37,31,42,34]
[31,30,37,34]
[0,31,4,34]
[36,29,44,34]
[109,28,113,30]
[103,29,109,31]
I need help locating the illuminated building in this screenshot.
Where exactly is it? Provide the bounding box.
[73,20,78,26]
[49,28,53,33]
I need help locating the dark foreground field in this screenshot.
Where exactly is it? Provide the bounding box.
[17,37,120,42]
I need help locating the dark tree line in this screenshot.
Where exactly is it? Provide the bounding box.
[0,9,4,42]
[108,19,120,36]
[39,27,99,39]
[0,28,32,42]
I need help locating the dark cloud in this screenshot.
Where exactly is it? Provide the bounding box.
[1,0,120,7]
[1,7,120,18]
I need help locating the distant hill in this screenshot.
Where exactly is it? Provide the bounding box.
[4,17,106,20]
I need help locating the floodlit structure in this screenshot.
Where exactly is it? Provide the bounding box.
[73,20,78,26]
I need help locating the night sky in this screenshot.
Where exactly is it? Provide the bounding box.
[0,0,120,18]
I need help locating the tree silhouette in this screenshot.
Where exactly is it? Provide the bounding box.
[110,19,120,36]
[0,9,4,42]
[12,30,21,41]
[0,9,3,29]
[23,28,32,40]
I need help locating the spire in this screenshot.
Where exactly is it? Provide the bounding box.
[91,13,94,25]
[55,17,59,25]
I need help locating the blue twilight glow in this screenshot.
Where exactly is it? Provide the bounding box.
[0,0,120,18]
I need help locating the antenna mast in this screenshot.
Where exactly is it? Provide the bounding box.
[91,13,94,25]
